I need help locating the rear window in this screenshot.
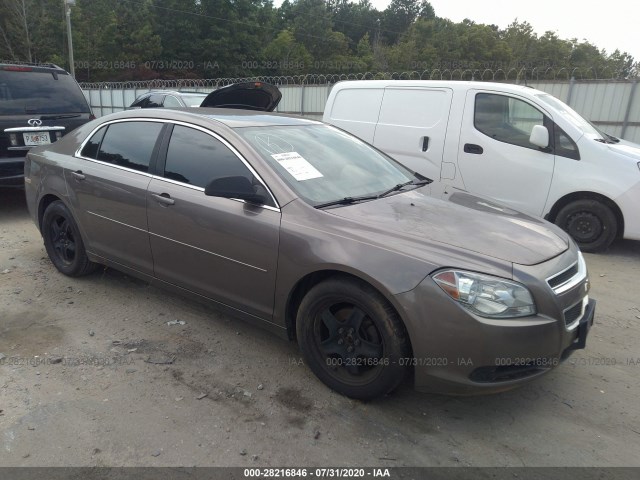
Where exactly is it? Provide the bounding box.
[0,69,90,114]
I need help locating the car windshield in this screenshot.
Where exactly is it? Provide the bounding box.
[0,69,90,114]
[236,124,418,206]
[535,93,601,138]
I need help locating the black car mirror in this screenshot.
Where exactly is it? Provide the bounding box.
[204,176,265,205]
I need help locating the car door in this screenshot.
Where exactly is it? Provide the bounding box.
[146,123,281,320]
[64,120,165,275]
[457,90,555,216]
[372,87,453,181]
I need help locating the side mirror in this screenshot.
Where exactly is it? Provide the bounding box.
[530,124,550,149]
[204,176,265,205]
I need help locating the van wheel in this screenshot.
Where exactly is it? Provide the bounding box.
[555,199,617,253]
[42,201,97,277]
[296,277,410,400]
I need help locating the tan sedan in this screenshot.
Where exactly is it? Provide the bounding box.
[24,108,595,399]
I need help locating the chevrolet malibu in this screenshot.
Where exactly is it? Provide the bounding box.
[24,108,595,399]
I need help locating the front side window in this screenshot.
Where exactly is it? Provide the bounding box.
[474,93,545,150]
[536,93,600,137]
[164,125,267,199]
[97,121,163,172]
[236,124,416,206]
[554,124,580,160]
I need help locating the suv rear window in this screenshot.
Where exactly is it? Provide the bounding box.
[0,69,90,114]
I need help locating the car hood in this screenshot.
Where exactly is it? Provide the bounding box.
[200,82,281,111]
[327,189,569,266]
[607,141,640,162]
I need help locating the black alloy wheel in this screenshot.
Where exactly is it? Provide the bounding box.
[42,201,97,276]
[296,277,410,400]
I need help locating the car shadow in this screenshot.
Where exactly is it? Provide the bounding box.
[0,188,29,222]
[604,238,640,259]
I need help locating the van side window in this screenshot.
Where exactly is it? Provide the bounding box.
[554,125,580,160]
[474,93,545,150]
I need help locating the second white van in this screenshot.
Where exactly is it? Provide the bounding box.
[323,80,640,252]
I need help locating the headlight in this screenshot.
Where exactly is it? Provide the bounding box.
[433,270,536,318]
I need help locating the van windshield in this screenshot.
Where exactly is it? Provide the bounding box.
[535,94,601,138]
[236,124,419,206]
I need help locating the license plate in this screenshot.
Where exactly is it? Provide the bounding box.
[23,132,51,146]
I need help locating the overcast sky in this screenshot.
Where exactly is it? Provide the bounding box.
[359,0,638,62]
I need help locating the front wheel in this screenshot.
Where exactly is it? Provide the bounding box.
[296,277,410,400]
[554,199,617,253]
[42,201,97,277]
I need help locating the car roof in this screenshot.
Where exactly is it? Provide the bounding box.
[108,107,321,128]
[143,91,207,96]
[0,62,69,74]
[331,80,542,95]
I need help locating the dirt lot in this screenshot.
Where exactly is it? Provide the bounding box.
[1,187,639,468]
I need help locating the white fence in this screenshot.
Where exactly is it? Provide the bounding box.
[81,77,640,143]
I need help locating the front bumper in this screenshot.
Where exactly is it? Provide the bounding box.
[394,245,594,395]
[0,156,25,187]
[615,180,640,240]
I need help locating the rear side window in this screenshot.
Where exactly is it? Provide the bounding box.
[147,94,164,108]
[81,126,106,159]
[0,69,90,114]
[474,93,545,150]
[164,125,259,190]
[163,95,182,108]
[97,122,163,172]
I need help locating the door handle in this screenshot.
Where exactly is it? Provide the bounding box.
[422,136,429,152]
[151,193,175,206]
[464,143,484,155]
[71,170,85,181]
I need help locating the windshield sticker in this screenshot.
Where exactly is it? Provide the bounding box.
[254,134,295,155]
[271,152,323,181]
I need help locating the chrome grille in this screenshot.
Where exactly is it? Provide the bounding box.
[546,253,587,295]
[548,264,578,290]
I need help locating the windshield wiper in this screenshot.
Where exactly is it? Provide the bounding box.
[377,178,431,199]
[315,178,432,209]
[315,195,379,209]
[40,114,82,120]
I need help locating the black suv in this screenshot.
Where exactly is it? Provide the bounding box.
[1,63,93,187]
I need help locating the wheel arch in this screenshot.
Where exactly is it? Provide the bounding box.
[546,191,624,239]
[38,194,64,232]
[284,269,414,357]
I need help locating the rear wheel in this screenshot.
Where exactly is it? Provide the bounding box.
[42,201,97,277]
[554,199,617,253]
[296,277,410,400]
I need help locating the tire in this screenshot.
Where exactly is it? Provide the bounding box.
[554,199,617,253]
[296,277,410,400]
[42,201,97,277]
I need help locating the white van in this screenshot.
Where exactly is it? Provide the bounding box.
[323,80,640,252]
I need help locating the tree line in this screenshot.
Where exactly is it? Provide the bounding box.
[0,0,636,82]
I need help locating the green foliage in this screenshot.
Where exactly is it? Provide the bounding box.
[0,0,636,80]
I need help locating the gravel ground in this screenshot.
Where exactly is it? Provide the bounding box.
[1,187,639,467]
